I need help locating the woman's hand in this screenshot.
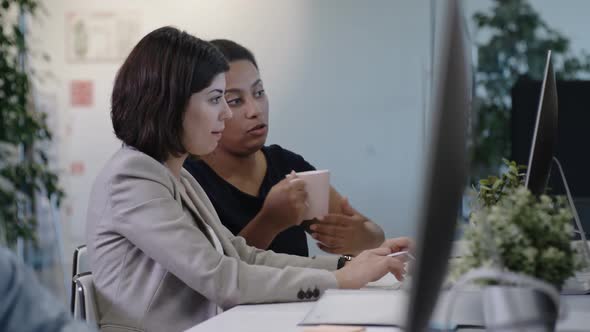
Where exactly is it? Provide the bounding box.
[333,247,406,289]
[310,197,385,255]
[259,171,308,232]
[379,237,413,253]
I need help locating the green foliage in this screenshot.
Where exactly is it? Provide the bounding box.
[457,187,577,287]
[471,0,590,180]
[0,0,63,246]
[476,159,526,208]
[457,159,579,287]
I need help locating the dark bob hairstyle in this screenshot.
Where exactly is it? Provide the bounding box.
[111,26,229,161]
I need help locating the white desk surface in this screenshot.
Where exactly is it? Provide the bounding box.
[185,301,404,332]
[185,291,590,332]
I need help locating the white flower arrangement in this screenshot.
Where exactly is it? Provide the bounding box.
[454,160,580,288]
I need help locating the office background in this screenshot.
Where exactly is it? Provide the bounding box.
[3,0,590,302]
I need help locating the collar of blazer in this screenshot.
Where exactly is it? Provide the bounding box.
[174,172,223,248]
[175,177,203,221]
[178,170,221,226]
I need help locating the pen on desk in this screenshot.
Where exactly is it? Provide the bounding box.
[387,250,415,260]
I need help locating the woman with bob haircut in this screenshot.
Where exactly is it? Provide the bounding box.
[86,26,410,332]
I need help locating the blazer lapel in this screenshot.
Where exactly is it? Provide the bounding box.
[169,176,219,246]
[180,174,238,257]
[177,182,204,222]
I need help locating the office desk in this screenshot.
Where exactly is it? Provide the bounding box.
[185,301,403,332]
[185,292,590,332]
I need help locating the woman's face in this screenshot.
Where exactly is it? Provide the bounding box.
[182,73,232,156]
[217,60,269,156]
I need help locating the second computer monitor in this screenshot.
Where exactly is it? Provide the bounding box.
[525,50,558,196]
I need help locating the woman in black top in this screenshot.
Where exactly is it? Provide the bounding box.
[184,40,385,256]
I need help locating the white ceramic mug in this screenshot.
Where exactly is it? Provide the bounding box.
[294,169,330,220]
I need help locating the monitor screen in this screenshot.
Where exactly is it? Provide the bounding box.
[524,51,558,196]
[404,0,470,330]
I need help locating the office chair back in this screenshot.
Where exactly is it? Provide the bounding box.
[71,245,90,314]
[72,272,99,327]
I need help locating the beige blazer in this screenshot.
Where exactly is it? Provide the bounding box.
[86,146,338,332]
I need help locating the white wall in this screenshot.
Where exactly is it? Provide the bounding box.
[265,1,433,255]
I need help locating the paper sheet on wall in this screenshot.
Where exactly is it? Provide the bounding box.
[66,11,141,63]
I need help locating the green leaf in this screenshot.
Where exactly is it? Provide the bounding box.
[0,0,63,246]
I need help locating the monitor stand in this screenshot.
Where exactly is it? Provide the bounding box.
[553,157,590,294]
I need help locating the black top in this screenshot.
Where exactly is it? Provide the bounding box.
[183,145,316,256]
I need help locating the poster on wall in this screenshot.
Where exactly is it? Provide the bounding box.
[69,161,85,176]
[70,80,94,107]
[65,11,141,63]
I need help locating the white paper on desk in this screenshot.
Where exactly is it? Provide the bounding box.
[299,289,408,327]
[300,289,486,329]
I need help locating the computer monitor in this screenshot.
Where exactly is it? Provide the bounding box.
[524,51,558,196]
[519,51,590,286]
[404,0,470,331]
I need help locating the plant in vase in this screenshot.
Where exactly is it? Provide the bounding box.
[454,160,580,288]
[449,160,584,330]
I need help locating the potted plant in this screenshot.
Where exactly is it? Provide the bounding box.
[456,160,579,287]
[452,160,581,330]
